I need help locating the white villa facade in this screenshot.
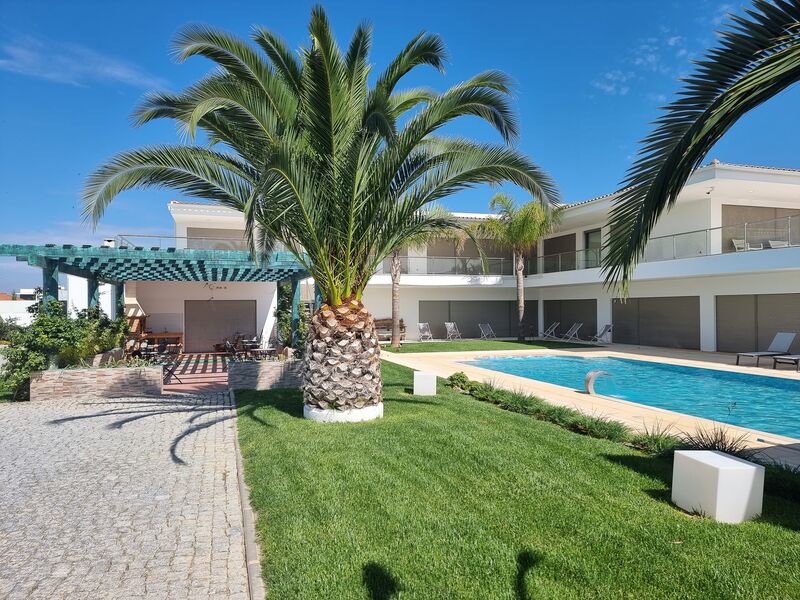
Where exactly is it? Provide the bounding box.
[69,162,800,354]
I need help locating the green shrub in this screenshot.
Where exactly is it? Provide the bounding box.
[681,426,754,459]
[570,414,631,442]
[446,371,470,391]
[1,302,127,400]
[629,422,683,455]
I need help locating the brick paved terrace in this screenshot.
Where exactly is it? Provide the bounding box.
[0,392,249,600]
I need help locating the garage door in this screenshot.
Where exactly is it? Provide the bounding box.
[543,299,596,340]
[717,293,800,354]
[418,300,537,339]
[184,300,257,352]
[612,296,700,349]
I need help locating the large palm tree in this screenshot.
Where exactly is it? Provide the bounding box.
[478,193,558,341]
[82,7,559,418]
[604,0,800,286]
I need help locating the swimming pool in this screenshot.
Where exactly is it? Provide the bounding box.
[465,355,800,439]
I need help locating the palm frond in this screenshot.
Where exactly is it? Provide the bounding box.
[603,0,800,287]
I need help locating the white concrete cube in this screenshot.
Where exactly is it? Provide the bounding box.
[413,371,437,396]
[671,450,764,523]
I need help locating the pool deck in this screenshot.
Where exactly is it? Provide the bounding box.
[381,343,800,468]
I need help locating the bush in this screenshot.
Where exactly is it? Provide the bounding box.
[1,302,127,400]
[447,371,632,443]
[629,422,684,455]
[681,426,755,459]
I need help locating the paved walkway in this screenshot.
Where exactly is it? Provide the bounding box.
[0,393,249,600]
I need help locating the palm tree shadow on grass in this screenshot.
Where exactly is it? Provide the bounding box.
[515,549,543,600]
[362,562,401,600]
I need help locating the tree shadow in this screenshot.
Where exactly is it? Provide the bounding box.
[235,388,305,419]
[514,549,543,600]
[362,562,401,600]
[48,394,237,465]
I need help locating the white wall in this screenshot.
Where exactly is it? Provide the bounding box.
[126,280,278,341]
[362,282,516,340]
[0,300,35,326]
[66,275,116,317]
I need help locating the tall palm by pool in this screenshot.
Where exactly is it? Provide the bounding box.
[81,6,559,417]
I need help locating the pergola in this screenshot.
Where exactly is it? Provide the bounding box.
[0,243,312,340]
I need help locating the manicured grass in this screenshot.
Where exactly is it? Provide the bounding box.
[236,362,800,599]
[382,339,587,353]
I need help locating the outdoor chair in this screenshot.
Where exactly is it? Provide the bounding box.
[152,339,183,384]
[772,354,800,371]
[444,322,462,341]
[418,322,434,341]
[767,240,789,249]
[732,239,763,252]
[478,323,496,340]
[590,324,613,343]
[559,323,583,342]
[538,322,560,340]
[224,339,247,361]
[735,332,797,366]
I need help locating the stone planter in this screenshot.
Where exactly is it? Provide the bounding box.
[228,360,303,390]
[30,365,163,401]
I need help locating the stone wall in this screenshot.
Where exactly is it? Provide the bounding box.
[228,360,303,390]
[30,366,163,401]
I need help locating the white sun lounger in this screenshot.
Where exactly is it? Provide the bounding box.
[590,324,613,343]
[736,332,796,366]
[418,322,434,341]
[538,322,560,340]
[445,322,462,341]
[560,323,583,342]
[478,323,496,340]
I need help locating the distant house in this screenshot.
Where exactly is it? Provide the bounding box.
[0,293,12,301]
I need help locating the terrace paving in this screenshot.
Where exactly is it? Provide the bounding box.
[0,392,250,600]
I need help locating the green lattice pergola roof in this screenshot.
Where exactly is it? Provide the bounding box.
[0,243,308,283]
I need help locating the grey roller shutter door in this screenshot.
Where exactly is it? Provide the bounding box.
[184,300,257,352]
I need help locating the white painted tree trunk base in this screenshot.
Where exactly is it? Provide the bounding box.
[303,403,384,423]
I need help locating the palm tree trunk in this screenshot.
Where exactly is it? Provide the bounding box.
[303,299,382,411]
[390,250,402,348]
[515,251,525,341]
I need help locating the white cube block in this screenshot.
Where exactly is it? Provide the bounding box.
[413,371,437,396]
[671,450,764,523]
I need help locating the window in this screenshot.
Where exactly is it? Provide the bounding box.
[584,229,602,268]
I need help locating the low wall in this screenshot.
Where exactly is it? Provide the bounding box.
[228,360,303,390]
[30,366,163,401]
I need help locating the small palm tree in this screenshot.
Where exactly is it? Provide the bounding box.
[82,7,559,416]
[479,193,558,341]
[604,0,800,285]
[388,211,466,348]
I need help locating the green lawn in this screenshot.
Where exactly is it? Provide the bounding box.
[236,362,800,599]
[382,339,588,353]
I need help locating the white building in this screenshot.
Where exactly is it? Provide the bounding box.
[76,161,800,354]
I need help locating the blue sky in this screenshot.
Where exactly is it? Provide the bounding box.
[1,0,798,290]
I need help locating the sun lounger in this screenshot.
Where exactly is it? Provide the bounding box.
[732,239,763,252]
[590,324,613,343]
[418,322,434,341]
[445,322,462,341]
[538,322,560,340]
[736,332,796,366]
[478,323,496,340]
[767,240,789,249]
[559,322,583,342]
[772,355,800,371]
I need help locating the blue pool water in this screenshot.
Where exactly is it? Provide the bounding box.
[465,356,800,438]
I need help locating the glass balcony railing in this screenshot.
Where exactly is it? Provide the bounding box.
[115,234,250,251]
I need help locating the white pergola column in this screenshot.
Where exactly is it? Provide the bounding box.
[596,292,613,341]
[699,293,717,352]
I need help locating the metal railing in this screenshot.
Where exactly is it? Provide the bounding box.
[115,234,251,251]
